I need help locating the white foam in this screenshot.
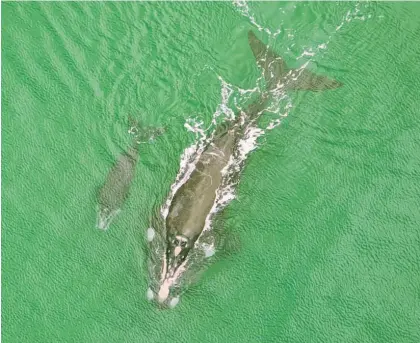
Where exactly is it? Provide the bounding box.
[203,244,216,258]
[233,0,281,37]
[160,78,239,220]
[234,0,372,67]
[160,120,212,220]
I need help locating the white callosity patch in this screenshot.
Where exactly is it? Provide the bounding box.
[157,281,171,303]
[156,259,188,304]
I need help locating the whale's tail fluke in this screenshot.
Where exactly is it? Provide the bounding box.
[247,30,343,92]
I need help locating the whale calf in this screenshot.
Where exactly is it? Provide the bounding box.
[147,31,343,306]
[96,117,164,230]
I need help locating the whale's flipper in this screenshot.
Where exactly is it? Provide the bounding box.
[247,30,342,91]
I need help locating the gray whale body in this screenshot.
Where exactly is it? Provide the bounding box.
[149,31,343,306]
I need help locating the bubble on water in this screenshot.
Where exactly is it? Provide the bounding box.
[146,228,155,242]
[146,288,154,301]
[204,245,216,258]
[169,297,180,308]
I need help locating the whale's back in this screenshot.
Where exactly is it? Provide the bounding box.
[166,129,236,240]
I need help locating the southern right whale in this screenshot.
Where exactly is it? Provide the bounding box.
[147,30,343,306]
[96,116,164,231]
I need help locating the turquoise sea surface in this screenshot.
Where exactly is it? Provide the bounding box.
[2,1,420,342]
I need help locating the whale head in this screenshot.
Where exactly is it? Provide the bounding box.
[145,232,196,307]
[159,234,193,300]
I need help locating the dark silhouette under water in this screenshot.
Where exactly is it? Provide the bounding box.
[96,116,165,230]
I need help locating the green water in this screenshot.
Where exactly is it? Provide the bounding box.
[2,1,420,342]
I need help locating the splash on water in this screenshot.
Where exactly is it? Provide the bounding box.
[297,2,375,62]
[233,0,375,63]
[233,0,281,37]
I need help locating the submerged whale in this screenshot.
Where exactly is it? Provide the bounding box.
[147,31,343,306]
[97,117,164,230]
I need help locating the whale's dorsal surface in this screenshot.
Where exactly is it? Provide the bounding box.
[149,30,343,306]
[247,30,343,91]
[166,126,236,241]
